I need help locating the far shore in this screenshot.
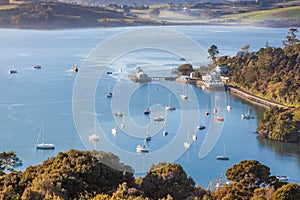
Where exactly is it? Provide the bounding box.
[0,20,295,30]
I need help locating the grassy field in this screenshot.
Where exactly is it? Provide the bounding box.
[221,6,300,22]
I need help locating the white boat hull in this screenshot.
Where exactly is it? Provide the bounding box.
[36,143,55,150]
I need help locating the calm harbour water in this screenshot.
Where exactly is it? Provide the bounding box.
[0,26,299,187]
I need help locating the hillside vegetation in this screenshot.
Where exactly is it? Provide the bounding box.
[1,150,300,199]
[221,5,300,24]
[218,32,300,106]
[217,28,300,143]
[0,2,157,28]
[1,1,300,28]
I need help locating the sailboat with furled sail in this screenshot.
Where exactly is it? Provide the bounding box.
[89,115,100,149]
[165,94,176,111]
[214,95,224,122]
[144,94,151,115]
[184,131,191,149]
[36,123,55,150]
[180,84,188,100]
[216,144,229,160]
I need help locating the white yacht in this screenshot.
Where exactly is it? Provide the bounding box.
[36,123,55,150]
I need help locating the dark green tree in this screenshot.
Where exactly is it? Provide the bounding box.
[226,160,271,189]
[0,151,21,175]
[272,183,300,200]
[213,181,253,200]
[242,44,250,55]
[251,187,274,200]
[178,63,193,75]
[208,45,219,65]
[140,162,195,200]
[283,28,300,47]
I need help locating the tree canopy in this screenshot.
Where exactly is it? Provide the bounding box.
[217,31,300,106]
[0,151,21,175]
[0,150,134,199]
[257,106,300,143]
[272,183,300,200]
[0,153,299,200]
[177,63,193,75]
[208,45,219,64]
[226,160,271,189]
[140,162,195,200]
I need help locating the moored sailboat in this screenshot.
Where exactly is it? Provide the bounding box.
[165,94,176,111]
[36,123,55,150]
[180,84,188,100]
[144,95,151,115]
[216,144,229,160]
[89,115,100,143]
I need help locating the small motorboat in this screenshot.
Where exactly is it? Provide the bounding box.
[136,145,149,153]
[192,134,197,141]
[9,70,17,74]
[276,175,289,182]
[111,128,117,135]
[214,117,224,122]
[163,130,168,136]
[106,92,113,98]
[154,116,164,122]
[180,94,188,100]
[197,125,206,130]
[184,141,190,149]
[70,67,78,72]
[165,105,176,111]
[227,105,232,111]
[114,112,123,117]
[34,65,42,69]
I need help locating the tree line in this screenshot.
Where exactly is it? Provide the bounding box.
[0,150,299,199]
[215,28,300,143]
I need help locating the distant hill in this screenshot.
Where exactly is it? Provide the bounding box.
[0,0,299,29]
[0,2,161,29]
[62,0,234,6]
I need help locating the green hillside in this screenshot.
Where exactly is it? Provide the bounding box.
[220,5,300,25]
[0,2,158,28]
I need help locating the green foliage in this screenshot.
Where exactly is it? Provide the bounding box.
[219,38,300,106]
[110,182,146,200]
[226,160,271,189]
[178,64,193,75]
[140,162,195,200]
[257,107,300,142]
[208,45,219,64]
[251,187,274,200]
[0,150,134,200]
[283,28,300,47]
[213,181,253,200]
[272,183,300,200]
[0,151,20,175]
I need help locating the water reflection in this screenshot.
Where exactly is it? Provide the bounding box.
[257,136,300,166]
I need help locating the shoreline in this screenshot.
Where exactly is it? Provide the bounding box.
[0,21,296,30]
[226,85,290,109]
